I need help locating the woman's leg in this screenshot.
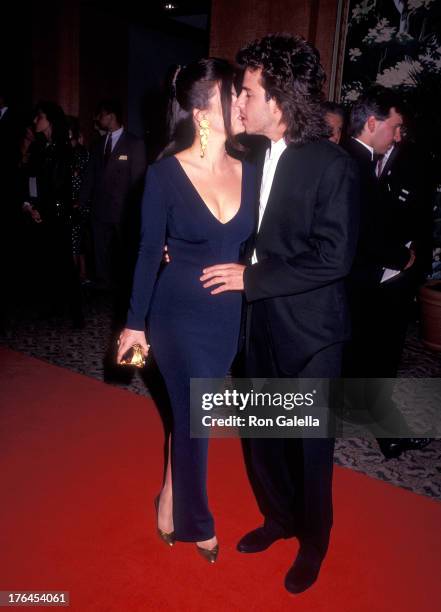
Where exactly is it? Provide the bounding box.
[158,433,217,549]
[150,314,238,546]
[157,436,174,533]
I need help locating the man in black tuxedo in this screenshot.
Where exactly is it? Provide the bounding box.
[201,35,360,594]
[80,99,146,292]
[377,141,433,279]
[343,88,432,457]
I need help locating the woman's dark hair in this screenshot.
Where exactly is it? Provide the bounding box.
[33,100,69,146]
[236,34,330,145]
[322,101,345,120]
[158,57,241,159]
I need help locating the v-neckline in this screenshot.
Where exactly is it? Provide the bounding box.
[172,156,244,226]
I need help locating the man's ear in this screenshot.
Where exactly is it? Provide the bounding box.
[366,115,376,133]
[269,98,285,130]
[269,98,283,119]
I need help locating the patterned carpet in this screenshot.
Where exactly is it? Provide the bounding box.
[1,290,440,500]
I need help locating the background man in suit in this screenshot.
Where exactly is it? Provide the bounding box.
[80,99,146,298]
[377,140,433,279]
[201,35,360,594]
[344,87,431,458]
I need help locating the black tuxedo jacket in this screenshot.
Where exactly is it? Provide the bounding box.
[80,130,146,224]
[20,137,72,222]
[243,139,360,374]
[377,142,433,276]
[344,138,413,288]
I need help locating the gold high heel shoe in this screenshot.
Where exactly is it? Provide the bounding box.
[196,542,219,563]
[154,495,175,547]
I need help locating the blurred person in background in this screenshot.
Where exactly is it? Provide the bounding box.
[323,101,345,145]
[79,99,146,314]
[21,101,83,326]
[67,115,90,284]
[343,86,431,458]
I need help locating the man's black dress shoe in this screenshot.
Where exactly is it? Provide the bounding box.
[378,438,432,460]
[284,548,323,595]
[405,438,432,451]
[237,525,293,553]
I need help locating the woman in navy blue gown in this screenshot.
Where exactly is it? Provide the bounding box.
[117,59,255,561]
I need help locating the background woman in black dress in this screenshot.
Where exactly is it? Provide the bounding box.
[21,101,82,324]
[67,115,90,284]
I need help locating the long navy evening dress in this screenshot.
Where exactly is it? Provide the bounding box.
[126,156,255,541]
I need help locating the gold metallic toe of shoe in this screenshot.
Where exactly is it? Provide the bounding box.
[154,495,175,547]
[157,528,176,547]
[196,543,219,563]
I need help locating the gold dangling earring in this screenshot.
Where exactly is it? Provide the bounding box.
[199,118,210,158]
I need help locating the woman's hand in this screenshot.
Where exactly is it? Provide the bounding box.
[116,328,150,364]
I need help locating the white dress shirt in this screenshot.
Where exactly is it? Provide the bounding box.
[377,144,394,177]
[252,137,287,264]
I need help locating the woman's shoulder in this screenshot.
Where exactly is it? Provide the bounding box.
[147,156,177,176]
[144,156,180,193]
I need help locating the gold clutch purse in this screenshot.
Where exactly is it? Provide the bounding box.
[119,343,147,368]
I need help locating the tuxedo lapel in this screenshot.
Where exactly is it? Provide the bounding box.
[347,138,373,165]
[101,131,127,175]
[97,135,107,171]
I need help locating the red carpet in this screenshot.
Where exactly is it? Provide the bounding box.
[0,346,440,611]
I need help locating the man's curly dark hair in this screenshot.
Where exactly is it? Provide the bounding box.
[236,34,330,145]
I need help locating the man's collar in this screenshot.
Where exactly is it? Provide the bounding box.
[109,125,124,138]
[353,137,374,160]
[268,137,287,160]
[383,144,395,164]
